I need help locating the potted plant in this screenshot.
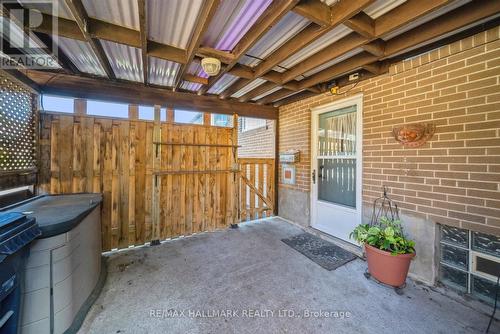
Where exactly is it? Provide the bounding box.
[350,217,416,288]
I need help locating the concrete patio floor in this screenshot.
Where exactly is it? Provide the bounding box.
[79,218,499,334]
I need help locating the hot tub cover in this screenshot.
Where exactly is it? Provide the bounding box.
[1,194,102,238]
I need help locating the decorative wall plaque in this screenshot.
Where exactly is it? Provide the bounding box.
[392,123,435,148]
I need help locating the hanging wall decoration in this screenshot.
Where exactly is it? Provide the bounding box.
[392,123,435,148]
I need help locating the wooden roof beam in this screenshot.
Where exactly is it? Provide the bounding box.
[273,90,317,107]
[138,0,148,84]
[384,0,500,56]
[253,0,375,78]
[201,0,301,94]
[292,0,331,26]
[183,74,208,85]
[64,0,115,79]
[278,0,459,88]
[196,46,234,64]
[281,32,367,83]
[174,0,220,89]
[362,39,385,57]
[255,88,294,105]
[343,12,375,38]
[219,78,252,99]
[239,82,279,103]
[26,70,277,119]
[297,52,378,89]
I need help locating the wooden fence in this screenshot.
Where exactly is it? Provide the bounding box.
[39,109,239,251]
[239,158,275,221]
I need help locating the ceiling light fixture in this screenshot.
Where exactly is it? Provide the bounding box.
[201,57,221,76]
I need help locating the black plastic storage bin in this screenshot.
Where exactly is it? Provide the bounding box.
[0,213,40,334]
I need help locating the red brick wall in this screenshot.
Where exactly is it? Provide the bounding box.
[278,26,500,235]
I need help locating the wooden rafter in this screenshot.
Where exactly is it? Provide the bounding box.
[239,82,278,103]
[138,0,148,84]
[26,70,277,119]
[183,74,208,85]
[255,88,294,105]
[33,32,80,74]
[292,0,331,26]
[219,78,252,99]
[252,0,375,78]
[343,12,375,38]
[281,32,367,83]
[201,0,301,94]
[245,0,458,101]
[64,0,115,79]
[384,0,500,56]
[174,0,220,89]
[269,0,500,106]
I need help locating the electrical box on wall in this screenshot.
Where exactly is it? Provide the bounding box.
[282,165,296,185]
[279,150,300,163]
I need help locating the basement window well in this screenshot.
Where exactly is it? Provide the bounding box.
[439,225,500,306]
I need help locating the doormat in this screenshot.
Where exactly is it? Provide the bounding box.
[282,233,357,271]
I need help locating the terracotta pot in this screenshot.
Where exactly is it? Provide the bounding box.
[364,244,415,287]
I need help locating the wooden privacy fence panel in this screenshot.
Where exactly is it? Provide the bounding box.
[39,111,239,252]
[39,113,154,251]
[239,158,275,221]
[153,121,239,240]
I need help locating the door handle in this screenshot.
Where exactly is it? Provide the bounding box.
[312,169,316,184]
[319,165,324,179]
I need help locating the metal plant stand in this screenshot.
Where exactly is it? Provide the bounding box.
[364,186,406,295]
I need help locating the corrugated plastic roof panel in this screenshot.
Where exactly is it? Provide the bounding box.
[180,81,203,92]
[82,0,138,29]
[252,85,282,101]
[0,16,60,69]
[240,12,310,67]
[188,62,209,79]
[57,36,106,76]
[231,78,266,98]
[382,0,471,40]
[101,40,143,82]
[299,48,364,79]
[148,0,204,49]
[202,0,272,51]
[279,24,352,69]
[207,74,239,94]
[364,0,407,19]
[19,0,74,20]
[149,57,180,87]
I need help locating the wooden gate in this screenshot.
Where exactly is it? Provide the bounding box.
[39,108,239,251]
[239,158,275,221]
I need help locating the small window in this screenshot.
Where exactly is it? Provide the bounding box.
[211,114,233,127]
[138,105,154,120]
[174,110,203,124]
[42,95,74,113]
[87,100,128,118]
[241,117,266,132]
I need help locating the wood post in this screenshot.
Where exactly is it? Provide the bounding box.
[166,106,174,123]
[74,98,87,115]
[203,112,211,126]
[128,104,139,119]
[231,113,239,227]
[151,105,162,244]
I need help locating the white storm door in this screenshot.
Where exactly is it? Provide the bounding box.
[311,95,363,244]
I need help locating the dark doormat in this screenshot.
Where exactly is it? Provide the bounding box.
[282,232,357,271]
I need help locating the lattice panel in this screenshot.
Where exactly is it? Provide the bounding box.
[0,75,35,171]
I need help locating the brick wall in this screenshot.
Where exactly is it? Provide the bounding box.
[238,120,275,158]
[278,26,500,236]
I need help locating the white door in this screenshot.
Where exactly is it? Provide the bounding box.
[311,94,363,243]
